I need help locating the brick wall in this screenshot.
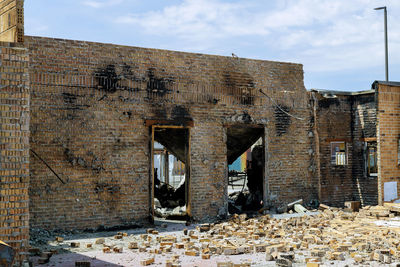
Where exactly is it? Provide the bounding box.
[313,90,378,207]
[26,36,314,230]
[313,93,354,206]
[0,42,29,265]
[376,82,400,205]
[0,0,24,43]
[351,93,378,206]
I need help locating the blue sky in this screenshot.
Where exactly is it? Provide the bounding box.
[25,0,400,91]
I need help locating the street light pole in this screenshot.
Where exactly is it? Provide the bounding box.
[374,6,389,81]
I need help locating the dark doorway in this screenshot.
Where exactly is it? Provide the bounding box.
[226,125,265,214]
[151,126,190,220]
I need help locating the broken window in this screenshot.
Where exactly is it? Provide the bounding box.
[330,141,347,165]
[366,142,378,176]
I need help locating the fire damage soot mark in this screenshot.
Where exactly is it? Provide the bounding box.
[223,72,255,105]
[61,92,90,120]
[146,68,173,97]
[94,182,120,194]
[64,148,104,172]
[318,98,340,109]
[122,111,132,119]
[62,92,77,105]
[94,64,143,95]
[151,105,168,120]
[95,64,119,93]
[172,105,192,124]
[241,111,252,123]
[62,92,90,110]
[274,105,291,136]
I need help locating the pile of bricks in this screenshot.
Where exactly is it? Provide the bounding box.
[30,203,400,266]
[111,204,400,266]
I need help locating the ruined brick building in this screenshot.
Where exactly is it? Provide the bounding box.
[0,1,399,265]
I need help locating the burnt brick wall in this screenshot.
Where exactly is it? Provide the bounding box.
[314,91,378,207]
[0,42,30,265]
[313,93,354,207]
[376,83,400,205]
[268,103,317,205]
[26,36,314,230]
[351,93,378,206]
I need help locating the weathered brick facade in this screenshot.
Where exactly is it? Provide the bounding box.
[312,92,354,206]
[351,93,378,206]
[0,42,30,265]
[311,90,378,207]
[26,36,314,230]
[374,81,400,205]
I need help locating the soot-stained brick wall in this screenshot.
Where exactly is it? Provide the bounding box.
[0,42,30,265]
[26,36,313,230]
[313,91,378,207]
[351,93,378,206]
[314,93,354,207]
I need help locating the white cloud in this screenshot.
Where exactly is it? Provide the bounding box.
[83,0,123,8]
[280,1,400,72]
[115,0,268,42]
[114,0,400,72]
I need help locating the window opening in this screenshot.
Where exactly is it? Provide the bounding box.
[331,141,347,165]
[366,142,377,176]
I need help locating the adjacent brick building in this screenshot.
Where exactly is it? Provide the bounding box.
[373,81,400,205]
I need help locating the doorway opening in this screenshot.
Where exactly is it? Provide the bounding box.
[151,126,190,221]
[226,125,265,215]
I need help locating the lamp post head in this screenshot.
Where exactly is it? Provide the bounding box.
[374,6,386,10]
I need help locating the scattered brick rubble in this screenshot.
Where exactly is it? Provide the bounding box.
[29,202,400,266]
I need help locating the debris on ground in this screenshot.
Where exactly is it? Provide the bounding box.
[154,178,187,219]
[29,202,400,266]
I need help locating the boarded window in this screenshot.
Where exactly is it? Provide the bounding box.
[331,141,347,165]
